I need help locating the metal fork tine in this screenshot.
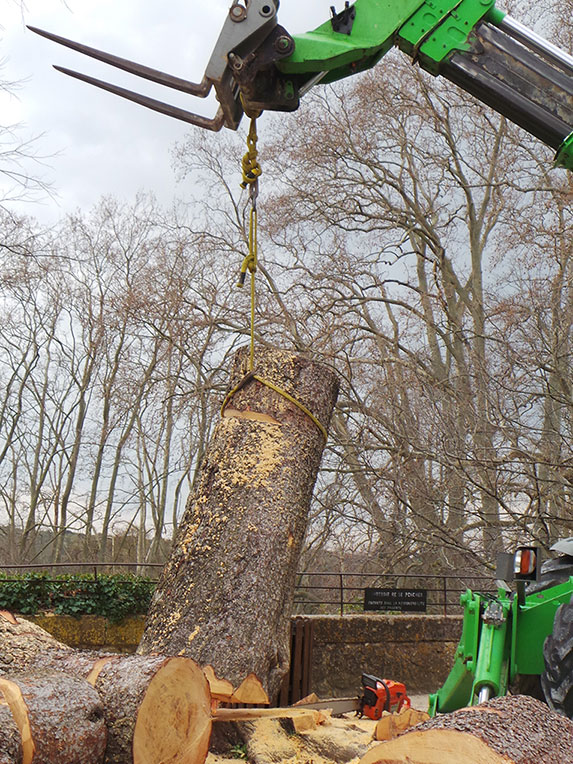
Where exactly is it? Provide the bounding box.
[53,65,225,131]
[28,25,212,98]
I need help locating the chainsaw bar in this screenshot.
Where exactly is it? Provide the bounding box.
[292,697,360,716]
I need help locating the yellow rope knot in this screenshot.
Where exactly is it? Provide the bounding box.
[240,118,262,189]
[237,206,257,290]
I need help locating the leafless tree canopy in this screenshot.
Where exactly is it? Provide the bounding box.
[0,4,571,573]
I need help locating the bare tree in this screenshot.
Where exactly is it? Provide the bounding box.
[173,44,571,571]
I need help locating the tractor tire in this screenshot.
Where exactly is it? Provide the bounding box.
[541,597,573,717]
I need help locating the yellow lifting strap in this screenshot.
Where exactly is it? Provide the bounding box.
[221,371,328,442]
[222,117,328,442]
[237,117,260,370]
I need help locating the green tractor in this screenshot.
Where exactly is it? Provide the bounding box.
[429,540,573,717]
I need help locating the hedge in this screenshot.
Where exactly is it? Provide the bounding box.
[0,572,156,623]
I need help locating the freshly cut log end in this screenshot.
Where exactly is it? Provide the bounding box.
[133,657,211,764]
[75,654,212,764]
[360,695,573,764]
[0,672,106,764]
[230,673,269,705]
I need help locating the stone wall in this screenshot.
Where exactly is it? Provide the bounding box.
[26,613,144,653]
[25,612,462,694]
[297,614,463,695]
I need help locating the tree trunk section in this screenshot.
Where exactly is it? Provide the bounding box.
[138,346,339,700]
[0,703,22,764]
[0,615,70,675]
[359,695,573,764]
[0,613,211,764]
[0,673,106,764]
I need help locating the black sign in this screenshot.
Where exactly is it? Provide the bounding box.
[364,588,427,613]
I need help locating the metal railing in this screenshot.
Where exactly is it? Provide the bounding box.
[293,571,496,616]
[0,562,164,577]
[0,563,496,615]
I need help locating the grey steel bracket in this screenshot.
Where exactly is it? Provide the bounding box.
[28,0,282,131]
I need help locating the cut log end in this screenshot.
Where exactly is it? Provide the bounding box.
[361,728,513,764]
[133,657,212,764]
[230,673,269,705]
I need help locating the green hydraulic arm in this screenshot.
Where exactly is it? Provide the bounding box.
[277,0,573,169]
[29,0,573,168]
[428,577,573,715]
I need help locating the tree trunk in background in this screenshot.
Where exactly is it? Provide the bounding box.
[359,695,573,764]
[138,346,339,700]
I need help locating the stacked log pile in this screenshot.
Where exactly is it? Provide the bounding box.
[0,613,211,764]
[3,611,573,763]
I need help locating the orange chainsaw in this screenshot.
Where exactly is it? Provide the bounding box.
[296,674,411,720]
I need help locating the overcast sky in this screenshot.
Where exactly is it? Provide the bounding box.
[1,0,332,222]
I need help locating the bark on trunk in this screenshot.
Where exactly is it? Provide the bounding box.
[0,613,211,764]
[0,673,106,764]
[138,346,339,700]
[0,703,22,764]
[360,695,573,764]
[0,616,70,674]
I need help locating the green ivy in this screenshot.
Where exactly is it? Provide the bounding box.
[0,572,156,623]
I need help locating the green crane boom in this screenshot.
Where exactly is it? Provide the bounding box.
[29,0,573,168]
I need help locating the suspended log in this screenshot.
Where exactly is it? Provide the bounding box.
[0,672,106,764]
[138,346,339,701]
[359,695,573,764]
[0,613,212,764]
[0,703,22,764]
